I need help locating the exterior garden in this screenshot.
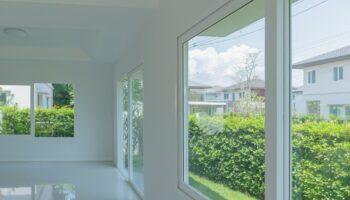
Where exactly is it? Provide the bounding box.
[188,114,350,200]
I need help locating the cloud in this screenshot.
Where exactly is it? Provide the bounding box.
[189,44,264,87]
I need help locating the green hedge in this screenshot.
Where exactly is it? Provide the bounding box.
[0,106,74,137]
[0,106,30,135]
[189,114,350,199]
[35,107,74,137]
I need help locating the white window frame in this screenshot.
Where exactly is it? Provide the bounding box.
[177,0,291,200]
[116,65,144,199]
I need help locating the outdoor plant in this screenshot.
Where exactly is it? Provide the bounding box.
[0,106,74,137]
[189,114,350,200]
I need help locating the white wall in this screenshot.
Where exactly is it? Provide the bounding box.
[294,60,350,117]
[0,62,114,162]
[302,60,350,95]
[114,0,229,199]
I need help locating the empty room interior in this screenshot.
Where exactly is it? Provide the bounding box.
[0,0,348,199]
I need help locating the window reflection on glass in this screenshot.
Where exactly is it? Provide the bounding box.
[0,187,32,200]
[34,83,74,137]
[120,78,129,174]
[35,184,76,200]
[184,1,265,199]
[291,0,350,199]
[130,70,144,192]
[0,85,31,135]
[0,184,76,200]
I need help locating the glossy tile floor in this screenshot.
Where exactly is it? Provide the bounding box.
[0,162,140,200]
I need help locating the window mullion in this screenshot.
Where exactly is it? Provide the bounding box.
[30,83,35,137]
[265,0,290,199]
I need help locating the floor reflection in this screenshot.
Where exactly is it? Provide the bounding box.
[0,187,31,200]
[0,184,75,200]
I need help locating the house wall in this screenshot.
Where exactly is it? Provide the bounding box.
[34,83,53,108]
[302,60,350,95]
[113,0,229,199]
[294,60,350,117]
[0,62,114,162]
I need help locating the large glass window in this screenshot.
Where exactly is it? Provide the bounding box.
[182,1,265,199]
[117,68,144,195]
[0,85,31,135]
[35,83,74,137]
[291,0,350,199]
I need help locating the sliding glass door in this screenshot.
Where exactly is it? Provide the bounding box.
[117,68,144,195]
[130,69,144,192]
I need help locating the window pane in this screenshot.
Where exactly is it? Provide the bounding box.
[120,78,129,173]
[34,83,74,137]
[184,1,265,199]
[130,70,144,192]
[333,67,338,81]
[291,0,350,199]
[312,70,316,83]
[0,85,30,135]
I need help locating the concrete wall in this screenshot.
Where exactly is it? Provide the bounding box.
[0,62,114,162]
[113,0,230,199]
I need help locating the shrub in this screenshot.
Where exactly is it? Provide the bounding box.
[0,106,74,137]
[189,114,350,199]
[0,106,30,135]
[35,107,74,137]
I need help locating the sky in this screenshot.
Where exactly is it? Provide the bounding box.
[188,0,350,87]
[0,85,30,108]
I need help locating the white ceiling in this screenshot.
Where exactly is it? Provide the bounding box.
[0,0,156,65]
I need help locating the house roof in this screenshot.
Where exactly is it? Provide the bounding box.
[225,79,265,90]
[188,80,211,89]
[293,45,350,69]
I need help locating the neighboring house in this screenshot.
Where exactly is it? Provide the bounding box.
[189,79,265,115]
[293,45,350,119]
[0,84,53,109]
[35,83,54,108]
[188,81,226,116]
[224,79,265,101]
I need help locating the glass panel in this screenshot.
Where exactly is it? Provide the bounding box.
[312,70,316,83]
[34,83,74,137]
[184,1,265,199]
[0,85,31,135]
[130,70,144,192]
[333,67,338,81]
[339,67,343,80]
[291,0,350,199]
[120,78,129,173]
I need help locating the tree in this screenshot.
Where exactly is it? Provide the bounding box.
[235,51,260,90]
[53,84,74,108]
[232,51,264,115]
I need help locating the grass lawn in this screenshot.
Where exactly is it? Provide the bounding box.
[189,173,256,200]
